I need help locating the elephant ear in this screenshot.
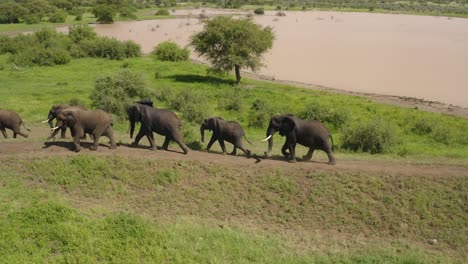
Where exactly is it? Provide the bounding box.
[65,111,78,127]
[213,118,222,135]
[280,116,296,136]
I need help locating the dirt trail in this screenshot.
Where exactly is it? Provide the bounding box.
[1,127,466,178]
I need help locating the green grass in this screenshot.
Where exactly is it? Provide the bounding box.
[0,155,465,263]
[0,54,467,164]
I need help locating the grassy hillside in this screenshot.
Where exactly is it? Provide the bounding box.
[0,55,467,164]
[0,154,466,263]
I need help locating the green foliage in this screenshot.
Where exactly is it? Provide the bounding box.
[342,119,399,154]
[180,122,203,150]
[68,25,97,43]
[254,7,265,15]
[48,9,67,23]
[90,69,149,119]
[298,101,349,130]
[263,170,297,195]
[217,87,246,111]
[152,41,189,62]
[248,98,274,128]
[92,4,116,23]
[169,89,209,123]
[0,2,28,23]
[155,9,170,16]
[119,6,137,19]
[190,16,274,83]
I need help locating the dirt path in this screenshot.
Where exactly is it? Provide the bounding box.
[1,127,466,178]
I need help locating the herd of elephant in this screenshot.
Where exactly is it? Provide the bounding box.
[0,100,336,164]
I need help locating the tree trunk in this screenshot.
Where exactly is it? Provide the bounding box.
[234,65,241,84]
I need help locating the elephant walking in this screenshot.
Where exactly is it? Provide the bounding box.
[263,114,336,164]
[43,104,87,139]
[0,110,30,138]
[201,117,251,156]
[54,108,116,152]
[128,103,189,154]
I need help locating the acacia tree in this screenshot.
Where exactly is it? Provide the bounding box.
[190,16,274,84]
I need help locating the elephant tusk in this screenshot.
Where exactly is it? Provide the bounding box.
[51,126,60,130]
[261,135,273,142]
[41,119,50,123]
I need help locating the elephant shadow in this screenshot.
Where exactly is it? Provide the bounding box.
[121,143,187,155]
[43,141,114,151]
[168,74,234,85]
[263,154,331,164]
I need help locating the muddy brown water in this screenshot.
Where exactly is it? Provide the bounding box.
[58,9,468,107]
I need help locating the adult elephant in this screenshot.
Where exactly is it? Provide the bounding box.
[200,117,251,156]
[53,108,116,152]
[128,103,189,154]
[262,114,336,164]
[42,104,87,139]
[0,110,30,138]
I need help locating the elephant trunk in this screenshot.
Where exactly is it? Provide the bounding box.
[130,119,135,139]
[47,113,54,128]
[200,124,206,143]
[266,127,276,154]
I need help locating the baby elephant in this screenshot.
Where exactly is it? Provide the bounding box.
[0,109,30,138]
[54,108,116,152]
[200,117,251,156]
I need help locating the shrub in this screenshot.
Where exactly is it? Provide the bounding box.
[154,85,175,102]
[341,119,399,154]
[152,41,189,62]
[93,4,116,23]
[180,122,203,150]
[48,10,67,23]
[254,8,265,15]
[119,6,137,19]
[155,9,170,16]
[24,15,41,24]
[90,70,150,119]
[298,101,348,130]
[68,25,97,43]
[410,117,435,135]
[248,99,273,128]
[169,89,209,123]
[123,40,142,58]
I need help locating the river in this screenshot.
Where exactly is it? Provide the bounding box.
[74,9,468,107]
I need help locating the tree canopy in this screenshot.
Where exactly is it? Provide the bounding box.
[190,16,274,84]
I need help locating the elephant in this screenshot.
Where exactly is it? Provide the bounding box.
[262,114,336,164]
[53,108,116,152]
[128,103,189,154]
[0,110,30,138]
[200,117,251,156]
[43,104,87,139]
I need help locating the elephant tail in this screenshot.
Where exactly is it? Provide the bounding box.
[244,135,253,145]
[21,121,31,131]
[329,134,334,151]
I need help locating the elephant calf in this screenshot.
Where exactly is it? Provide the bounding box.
[263,114,336,164]
[54,109,116,152]
[201,117,251,156]
[0,110,30,138]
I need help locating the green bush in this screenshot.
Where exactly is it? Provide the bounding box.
[90,70,150,119]
[180,122,203,150]
[152,41,189,62]
[123,40,142,58]
[24,14,41,24]
[410,117,435,135]
[155,9,170,16]
[298,101,348,130]
[48,10,67,23]
[119,6,137,19]
[169,89,209,123]
[254,8,265,15]
[92,4,116,23]
[341,119,399,154]
[248,99,273,128]
[68,25,97,43]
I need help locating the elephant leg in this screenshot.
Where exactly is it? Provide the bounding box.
[281,142,289,158]
[146,132,156,150]
[104,128,116,149]
[132,127,146,146]
[73,130,83,152]
[161,136,170,150]
[174,135,188,154]
[0,127,8,138]
[218,139,227,154]
[303,148,315,161]
[60,126,67,139]
[230,147,237,156]
[90,133,100,151]
[206,135,217,152]
[12,128,27,138]
[234,140,251,156]
[288,143,297,163]
[325,148,336,165]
